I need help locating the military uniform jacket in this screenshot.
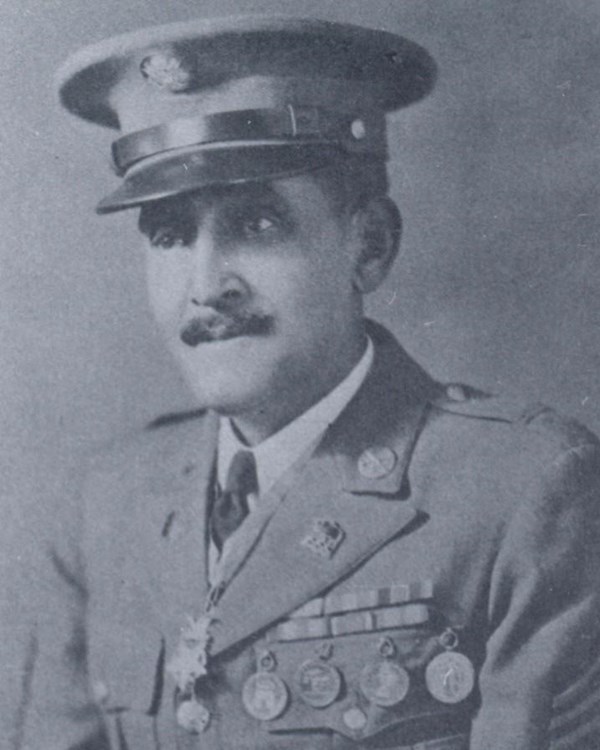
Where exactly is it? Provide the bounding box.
[15,323,600,750]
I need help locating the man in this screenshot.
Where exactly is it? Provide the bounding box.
[12,14,600,750]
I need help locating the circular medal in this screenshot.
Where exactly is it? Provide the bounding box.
[343,706,368,731]
[176,698,211,734]
[295,660,342,708]
[425,652,475,704]
[242,672,289,721]
[359,661,410,707]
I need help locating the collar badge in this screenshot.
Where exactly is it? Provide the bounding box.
[357,446,397,479]
[301,519,345,559]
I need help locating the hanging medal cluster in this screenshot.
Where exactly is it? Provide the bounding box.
[240,626,475,735]
[166,593,219,734]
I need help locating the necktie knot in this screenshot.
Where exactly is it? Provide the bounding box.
[211,450,257,552]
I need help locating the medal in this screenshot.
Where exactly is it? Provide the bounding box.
[242,671,289,720]
[176,697,211,734]
[359,660,410,707]
[166,614,214,693]
[342,706,368,731]
[425,651,475,704]
[295,659,342,708]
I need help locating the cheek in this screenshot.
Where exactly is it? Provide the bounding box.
[265,257,355,328]
[145,254,188,324]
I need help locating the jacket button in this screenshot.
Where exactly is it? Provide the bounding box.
[92,681,110,705]
[446,384,468,402]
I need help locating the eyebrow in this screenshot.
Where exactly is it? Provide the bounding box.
[137,181,294,236]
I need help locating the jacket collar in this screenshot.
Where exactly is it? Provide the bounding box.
[327,320,443,494]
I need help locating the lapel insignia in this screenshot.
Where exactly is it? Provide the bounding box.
[357,446,397,479]
[301,519,345,559]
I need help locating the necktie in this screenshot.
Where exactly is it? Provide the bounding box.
[210,450,258,552]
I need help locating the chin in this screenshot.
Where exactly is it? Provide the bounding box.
[187,380,268,417]
[171,336,302,417]
[178,358,272,415]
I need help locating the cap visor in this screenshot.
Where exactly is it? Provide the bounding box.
[96,143,346,214]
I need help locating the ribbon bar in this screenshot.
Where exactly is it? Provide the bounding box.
[274,603,430,642]
[290,580,434,620]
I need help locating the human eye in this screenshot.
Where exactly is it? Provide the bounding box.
[241,213,277,238]
[148,226,188,250]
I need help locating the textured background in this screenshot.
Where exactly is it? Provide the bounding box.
[2,0,600,532]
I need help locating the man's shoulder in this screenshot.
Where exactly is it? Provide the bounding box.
[370,322,598,458]
[424,382,599,469]
[84,407,216,483]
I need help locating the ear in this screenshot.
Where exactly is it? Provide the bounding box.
[351,196,401,294]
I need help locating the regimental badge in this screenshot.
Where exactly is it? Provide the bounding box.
[301,519,345,559]
[359,661,410,707]
[425,651,475,704]
[357,447,397,479]
[295,660,342,708]
[140,51,194,92]
[166,615,214,694]
[242,672,289,721]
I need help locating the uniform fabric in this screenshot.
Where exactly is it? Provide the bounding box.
[11,321,600,750]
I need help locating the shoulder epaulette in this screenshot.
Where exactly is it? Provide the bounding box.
[147,408,207,430]
[432,383,546,424]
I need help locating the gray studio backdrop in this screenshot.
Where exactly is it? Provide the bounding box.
[2,0,600,536]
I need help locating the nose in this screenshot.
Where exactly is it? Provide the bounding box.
[187,228,249,311]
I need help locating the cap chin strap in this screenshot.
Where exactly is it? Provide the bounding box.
[111,105,386,176]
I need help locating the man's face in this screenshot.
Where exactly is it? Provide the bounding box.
[140,174,366,436]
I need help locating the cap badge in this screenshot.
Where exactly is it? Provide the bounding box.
[301,519,345,559]
[357,447,397,479]
[140,51,194,92]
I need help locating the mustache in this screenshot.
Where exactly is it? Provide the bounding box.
[180,309,274,346]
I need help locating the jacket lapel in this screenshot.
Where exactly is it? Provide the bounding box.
[135,412,218,622]
[210,322,443,655]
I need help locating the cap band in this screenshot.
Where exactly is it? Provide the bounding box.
[111,105,385,176]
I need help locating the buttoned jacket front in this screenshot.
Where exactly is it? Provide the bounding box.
[17,323,600,750]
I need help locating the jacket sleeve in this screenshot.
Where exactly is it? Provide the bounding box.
[13,469,109,750]
[470,441,600,750]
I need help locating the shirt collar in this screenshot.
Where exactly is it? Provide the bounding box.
[218,336,374,496]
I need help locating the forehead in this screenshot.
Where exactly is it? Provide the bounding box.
[137,174,333,229]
